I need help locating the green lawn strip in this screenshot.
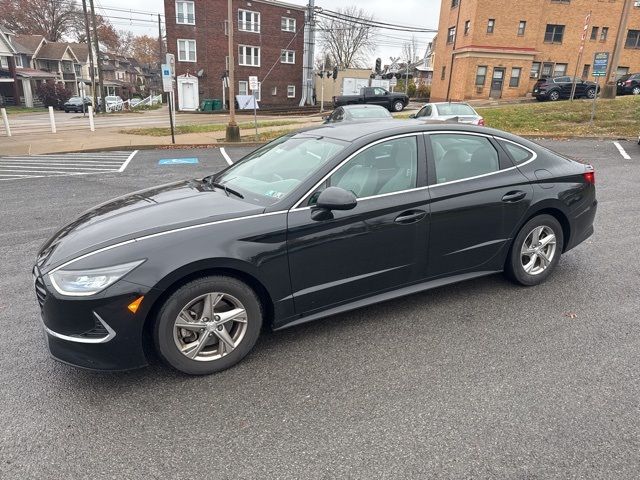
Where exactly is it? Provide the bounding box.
[478,96,640,137]
[121,120,302,136]
[2,106,45,115]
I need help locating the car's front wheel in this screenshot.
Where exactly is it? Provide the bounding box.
[632,86,640,95]
[154,275,263,375]
[505,215,564,286]
[392,100,405,112]
[548,90,560,101]
[586,88,596,99]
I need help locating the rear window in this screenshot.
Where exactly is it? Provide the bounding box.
[499,140,533,164]
[436,104,476,116]
[348,107,391,119]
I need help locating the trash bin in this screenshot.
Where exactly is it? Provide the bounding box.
[212,99,223,111]
[200,99,214,111]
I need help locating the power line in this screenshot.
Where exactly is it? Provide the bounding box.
[316,9,437,33]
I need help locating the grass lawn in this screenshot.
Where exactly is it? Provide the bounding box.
[478,95,640,137]
[122,120,301,136]
[2,106,45,115]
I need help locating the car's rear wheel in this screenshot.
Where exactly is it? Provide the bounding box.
[505,215,564,286]
[632,86,640,95]
[392,100,405,112]
[154,275,263,375]
[548,90,560,101]
[586,88,596,99]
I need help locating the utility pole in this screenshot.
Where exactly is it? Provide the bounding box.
[602,0,634,99]
[82,0,96,108]
[158,14,164,65]
[445,0,463,101]
[225,0,240,141]
[307,0,315,105]
[89,0,105,112]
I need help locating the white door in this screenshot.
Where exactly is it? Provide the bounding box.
[178,77,199,111]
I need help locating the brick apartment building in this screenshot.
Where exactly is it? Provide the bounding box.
[431,0,640,101]
[164,0,306,110]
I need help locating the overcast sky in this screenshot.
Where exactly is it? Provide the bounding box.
[96,0,441,66]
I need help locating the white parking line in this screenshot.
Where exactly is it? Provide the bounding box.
[613,141,631,160]
[119,150,139,172]
[220,148,233,165]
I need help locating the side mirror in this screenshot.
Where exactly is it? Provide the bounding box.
[311,187,357,220]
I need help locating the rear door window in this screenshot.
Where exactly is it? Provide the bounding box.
[499,140,533,164]
[430,134,500,184]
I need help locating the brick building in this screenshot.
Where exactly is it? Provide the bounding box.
[431,0,640,101]
[164,0,306,110]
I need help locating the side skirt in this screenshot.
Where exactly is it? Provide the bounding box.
[273,270,501,331]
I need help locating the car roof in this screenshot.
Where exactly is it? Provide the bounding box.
[341,104,388,110]
[430,101,471,106]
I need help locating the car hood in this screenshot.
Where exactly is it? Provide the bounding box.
[36,180,265,272]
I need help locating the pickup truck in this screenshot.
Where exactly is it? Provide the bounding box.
[333,87,409,112]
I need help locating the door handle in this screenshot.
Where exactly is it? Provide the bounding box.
[502,191,527,203]
[395,210,427,224]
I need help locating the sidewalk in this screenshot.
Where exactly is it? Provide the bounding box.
[0,117,323,155]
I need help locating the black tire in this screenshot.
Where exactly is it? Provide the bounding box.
[392,100,405,112]
[548,90,560,101]
[632,86,640,96]
[585,88,596,99]
[154,275,263,375]
[505,214,564,286]
[64,110,69,113]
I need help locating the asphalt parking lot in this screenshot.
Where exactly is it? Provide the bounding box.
[1,139,639,479]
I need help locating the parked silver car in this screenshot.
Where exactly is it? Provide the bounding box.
[410,102,485,126]
[323,104,393,124]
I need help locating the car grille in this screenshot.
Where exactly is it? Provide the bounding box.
[34,274,47,309]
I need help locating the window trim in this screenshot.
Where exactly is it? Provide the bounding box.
[447,26,456,44]
[530,61,541,79]
[475,65,487,86]
[517,20,526,36]
[487,19,495,34]
[544,24,565,44]
[14,55,23,68]
[238,45,261,67]
[625,30,640,49]
[238,80,248,96]
[280,49,295,64]
[175,0,195,25]
[281,16,296,32]
[238,9,260,33]
[287,85,296,98]
[509,67,522,87]
[177,38,197,62]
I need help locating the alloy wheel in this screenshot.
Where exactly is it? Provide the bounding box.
[173,292,248,362]
[520,226,557,276]
[633,86,640,95]
[586,89,596,99]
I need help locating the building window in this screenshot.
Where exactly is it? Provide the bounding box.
[542,62,553,77]
[0,56,8,68]
[176,1,195,25]
[451,0,459,7]
[238,81,248,96]
[238,9,260,33]
[224,20,229,36]
[287,85,295,98]
[280,50,295,64]
[464,20,470,35]
[553,63,567,77]
[447,27,456,44]
[14,55,23,68]
[544,24,565,43]
[225,55,229,70]
[238,45,260,67]
[441,66,446,80]
[582,64,590,79]
[600,27,609,41]
[281,17,296,32]
[626,30,640,49]
[518,21,526,36]
[509,67,521,87]
[271,86,277,96]
[251,82,262,101]
[177,39,196,62]
[530,62,541,78]
[616,66,629,78]
[590,26,598,41]
[487,19,495,34]
[475,66,487,86]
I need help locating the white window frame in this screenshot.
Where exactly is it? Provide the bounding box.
[14,55,23,68]
[238,45,260,67]
[0,56,8,69]
[175,1,195,25]
[251,81,262,101]
[280,50,295,64]
[281,17,296,32]
[238,80,248,96]
[271,86,278,96]
[177,39,197,62]
[238,9,260,33]
[287,85,296,98]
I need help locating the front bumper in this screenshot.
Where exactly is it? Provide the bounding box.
[34,268,150,371]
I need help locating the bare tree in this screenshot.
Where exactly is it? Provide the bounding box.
[402,35,420,65]
[318,6,376,69]
[0,0,78,41]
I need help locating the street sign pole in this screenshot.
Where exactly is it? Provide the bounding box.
[590,76,599,124]
[591,52,609,124]
[249,76,259,140]
[162,63,176,144]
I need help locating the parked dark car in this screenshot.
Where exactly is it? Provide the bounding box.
[333,87,409,112]
[533,76,597,101]
[323,104,393,124]
[616,73,640,95]
[34,121,597,375]
[63,96,93,113]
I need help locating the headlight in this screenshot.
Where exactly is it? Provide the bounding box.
[49,260,145,296]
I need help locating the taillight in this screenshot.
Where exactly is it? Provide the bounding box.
[477,118,485,126]
[583,166,595,184]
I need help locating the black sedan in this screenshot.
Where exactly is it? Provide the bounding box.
[34,122,597,375]
[533,76,597,101]
[616,73,640,96]
[63,96,92,113]
[323,104,393,124]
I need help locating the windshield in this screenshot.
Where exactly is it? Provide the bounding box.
[215,134,347,205]
[436,104,476,116]
[348,107,391,119]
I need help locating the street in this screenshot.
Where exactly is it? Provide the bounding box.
[1,140,639,478]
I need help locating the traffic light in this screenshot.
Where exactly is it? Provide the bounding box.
[332,66,338,80]
[375,58,381,74]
